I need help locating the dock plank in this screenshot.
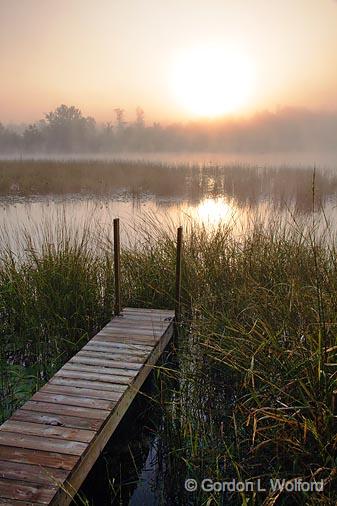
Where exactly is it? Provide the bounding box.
[63,362,138,377]
[0,479,57,504]
[12,409,103,431]
[31,392,115,410]
[49,377,127,393]
[0,421,94,443]
[0,432,88,456]
[70,355,142,369]
[0,460,68,485]
[93,335,158,345]
[97,327,162,336]
[21,401,110,420]
[84,341,152,352]
[82,347,148,360]
[0,446,78,470]
[40,384,122,402]
[54,369,132,385]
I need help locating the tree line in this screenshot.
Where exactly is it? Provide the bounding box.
[1,104,337,154]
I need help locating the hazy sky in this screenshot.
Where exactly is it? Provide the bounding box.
[1,0,337,123]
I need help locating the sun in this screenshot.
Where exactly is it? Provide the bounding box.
[172,47,254,117]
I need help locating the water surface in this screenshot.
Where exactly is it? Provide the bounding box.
[1,153,337,254]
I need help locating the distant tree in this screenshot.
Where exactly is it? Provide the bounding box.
[100,121,115,151]
[23,124,43,152]
[0,122,22,154]
[44,104,97,152]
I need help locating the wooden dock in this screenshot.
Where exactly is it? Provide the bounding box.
[0,307,174,505]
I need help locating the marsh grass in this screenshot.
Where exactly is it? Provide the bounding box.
[1,212,336,504]
[2,159,337,213]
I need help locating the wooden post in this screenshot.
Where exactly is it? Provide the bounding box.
[113,218,121,316]
[175,226,183,321]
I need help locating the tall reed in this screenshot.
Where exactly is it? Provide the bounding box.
[1,212,336,503]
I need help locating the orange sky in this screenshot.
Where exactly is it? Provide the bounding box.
[1,0,337,124]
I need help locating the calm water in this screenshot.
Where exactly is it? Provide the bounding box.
[1,153,337,254]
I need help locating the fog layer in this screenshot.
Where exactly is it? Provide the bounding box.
[1,105,337,155]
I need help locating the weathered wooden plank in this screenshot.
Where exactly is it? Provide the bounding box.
[31,392,115,411]
[49,377,126,394]
[120,315,173,323]
[0,479,57,504]
[0,499,43,505]
[0,460,68,486]
[102,324,165,337]
[63,363,138,377]
[103,315,168,330]
[93,335,158,345]
[104,322,165,331]
[79,350,148,366]
[0,421,94,443]
[99,328,163,337]
[121,319,172,326]
[0,445,78,470]
[115,310,174,322]
[81,348,149,360]
[40,384,122,402]
[123,307,173,315]
[54,369,132,385]
[121,314,173,321]
[121,315,172,321]
[21,401,109,420]
[70,355,142,370]
[98,327,162,336]
[0,432,87,456]
[83,340,152,352]
[12,409,103,431]
[82,345,150,358]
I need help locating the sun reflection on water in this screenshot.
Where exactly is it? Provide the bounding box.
[187,197,237,226]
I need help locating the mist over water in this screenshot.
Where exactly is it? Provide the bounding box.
[1,153,337,255]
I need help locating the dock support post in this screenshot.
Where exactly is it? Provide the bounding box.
[113,218,121,316]
[175,226,183,322]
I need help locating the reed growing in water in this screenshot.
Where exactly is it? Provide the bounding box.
[0,212,336,504]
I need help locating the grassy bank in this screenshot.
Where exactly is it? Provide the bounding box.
[1,215,336,504]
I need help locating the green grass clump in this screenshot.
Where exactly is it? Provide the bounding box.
[157,220,337,505]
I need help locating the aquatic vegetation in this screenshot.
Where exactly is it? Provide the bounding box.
[0,212,336,504]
